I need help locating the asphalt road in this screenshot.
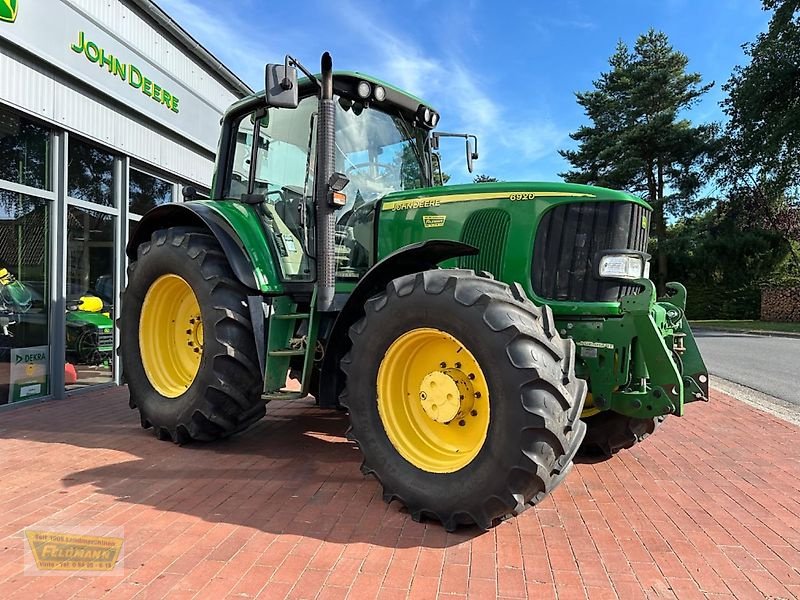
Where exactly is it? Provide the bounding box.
[694,329,798,406]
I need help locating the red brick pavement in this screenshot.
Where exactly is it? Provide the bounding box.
[0,387,798,599]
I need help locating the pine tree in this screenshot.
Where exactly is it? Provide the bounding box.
[559,29,719,292]
[473,174,498,183]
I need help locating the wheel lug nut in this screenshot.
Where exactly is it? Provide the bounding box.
[458,420,466,427]
[468,373,475,380]
[475,392,481,398]
[193,348,200,353]
[188,341,193,347]
[471,410,478,416]
[440,362,447,368]
[186,329,192,334]
[420,392,427,400]
[455,362,461,369]
[189,318,195,324]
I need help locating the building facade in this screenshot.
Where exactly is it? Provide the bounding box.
[0,0,251,406]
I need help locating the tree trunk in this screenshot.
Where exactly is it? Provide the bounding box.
[645,163,665,295]
[655,161,667,295]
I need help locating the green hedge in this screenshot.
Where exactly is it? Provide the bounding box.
[682,281,761,320]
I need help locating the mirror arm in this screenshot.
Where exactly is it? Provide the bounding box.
[431,131,479,174]
[285,55,320,89]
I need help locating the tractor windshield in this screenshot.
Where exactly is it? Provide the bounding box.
[334,98,427,210]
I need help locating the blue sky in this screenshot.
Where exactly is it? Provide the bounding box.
[157,0,769,184]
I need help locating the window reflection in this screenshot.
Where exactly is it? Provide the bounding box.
[0,191,50,404]
[0,107,51,190]
[66,205,115,388]
[68,139,114,206]
[130,169,173,215]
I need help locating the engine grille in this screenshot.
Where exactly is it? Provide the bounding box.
[532,201,651,302]
[458,208,511,279]
[97,331,114,350]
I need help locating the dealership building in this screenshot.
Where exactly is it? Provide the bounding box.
[0,0,252,405]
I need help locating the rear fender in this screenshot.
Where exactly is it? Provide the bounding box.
[317,240,478,408]
[127,201,281,293]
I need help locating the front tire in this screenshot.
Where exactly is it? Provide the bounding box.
[340,270,587,530]
[120,227,265,443]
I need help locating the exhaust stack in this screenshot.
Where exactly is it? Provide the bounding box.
[314,52,336,311]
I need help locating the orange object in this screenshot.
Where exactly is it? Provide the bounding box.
[64,362,78,385]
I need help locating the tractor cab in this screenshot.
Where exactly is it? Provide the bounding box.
[212,70,441,282]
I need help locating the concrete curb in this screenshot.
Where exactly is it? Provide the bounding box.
[691,325,800,339]
[710,374,800,427]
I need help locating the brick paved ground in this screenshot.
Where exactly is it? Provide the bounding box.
[0,387,798,599]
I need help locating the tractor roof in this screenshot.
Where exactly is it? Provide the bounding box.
[225,71,435,125]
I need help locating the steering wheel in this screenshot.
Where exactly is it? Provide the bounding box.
[346,162,399,183]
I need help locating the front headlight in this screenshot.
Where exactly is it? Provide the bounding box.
[598,254,646,280]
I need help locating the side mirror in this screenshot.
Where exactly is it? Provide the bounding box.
[465,135,479,173]
[265,63,299,108]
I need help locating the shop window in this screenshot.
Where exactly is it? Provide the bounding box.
[0,106,51,190]
[0,191,50,405]
[129,169,174,216]
[66,205,115,389]
[68,139,114,207]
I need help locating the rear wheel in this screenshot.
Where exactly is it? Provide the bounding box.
[120,227,265,443]
[340,269,587,530]
[580,411,667,457]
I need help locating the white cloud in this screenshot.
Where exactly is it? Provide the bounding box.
[155,0,568,182]
[153,0,290,88]
[335,6,567,182]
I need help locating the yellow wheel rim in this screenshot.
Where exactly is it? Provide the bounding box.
[377,328,490,473]
[581,393,602,418]
[139,274,203,398]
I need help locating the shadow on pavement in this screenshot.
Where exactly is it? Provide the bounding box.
[0,387,484,548]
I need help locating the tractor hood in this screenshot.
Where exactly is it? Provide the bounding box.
[380,182,650,211]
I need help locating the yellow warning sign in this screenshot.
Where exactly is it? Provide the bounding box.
[422,215,447,228]
[25,530,123,572]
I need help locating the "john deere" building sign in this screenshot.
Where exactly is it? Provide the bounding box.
[70,30,180,114]
[0,0,18,24]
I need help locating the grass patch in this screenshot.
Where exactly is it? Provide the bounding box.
[690,320,800,334]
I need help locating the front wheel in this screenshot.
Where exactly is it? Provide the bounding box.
[120,227,265,443]
[340,269,587,530]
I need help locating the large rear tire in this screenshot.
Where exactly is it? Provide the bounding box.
[580,412,667,457]
[120,227,265,443]
[340,270,587,530]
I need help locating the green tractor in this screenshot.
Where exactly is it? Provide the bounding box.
[120,53,708,530]
[66,295,114,366]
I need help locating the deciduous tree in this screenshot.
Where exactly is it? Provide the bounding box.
[720,0,800,262]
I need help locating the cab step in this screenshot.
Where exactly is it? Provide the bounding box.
[263,391,305,401]
[268,348,305,357]
[273,313,310,320]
